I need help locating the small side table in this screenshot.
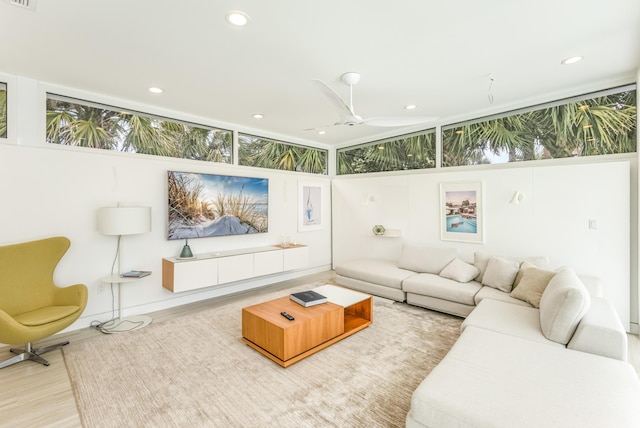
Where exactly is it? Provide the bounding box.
[100,274,152,333]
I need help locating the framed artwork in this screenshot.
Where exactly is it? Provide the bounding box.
[440,181,484,243]
[298,182,323,232]
[167,171,268,240]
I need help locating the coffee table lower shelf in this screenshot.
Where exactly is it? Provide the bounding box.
[242,287,372,367]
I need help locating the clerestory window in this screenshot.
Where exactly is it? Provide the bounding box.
[337,129,436,175]
[442,86,636,167]
[0,83,7,139]
[238,133,328,175]
[46,94,233,163]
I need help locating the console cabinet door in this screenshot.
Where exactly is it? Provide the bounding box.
[164,258,218,292]
[218,254,254,284]
[254,250,284,277]
[283,246,309,271]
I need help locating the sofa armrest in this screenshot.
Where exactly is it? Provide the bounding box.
[567,297,627,361]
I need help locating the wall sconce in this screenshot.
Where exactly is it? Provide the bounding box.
[510,191,525,205]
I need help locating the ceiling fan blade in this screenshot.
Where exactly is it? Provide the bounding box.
[362,116,438,127]
[312,79,356,117]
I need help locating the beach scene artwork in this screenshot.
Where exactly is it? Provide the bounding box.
[440,182,483,243]
[168,171,268,240]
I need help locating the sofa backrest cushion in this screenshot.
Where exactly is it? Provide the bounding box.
[439,258,480,283]
[539,268,591,345]
[398,244,457,274]
[481,257,520,292]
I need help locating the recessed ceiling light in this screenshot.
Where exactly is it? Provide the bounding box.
[252,113,264,119]
[148,87,163,94]
[226,11,250,26]
[318,130,326,135]
[404,104,417,110]
[561,56,583,65]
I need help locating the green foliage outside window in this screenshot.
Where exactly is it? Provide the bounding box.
[442,88,636,166]
[238,133,327,175]
[0,83,7,138]
[337,131,436,175]
[46,95,232,163]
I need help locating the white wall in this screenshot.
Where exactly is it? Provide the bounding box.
[0,143,332,333]
[332,160,633,330]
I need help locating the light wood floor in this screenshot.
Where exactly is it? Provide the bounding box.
[1,270,639,427]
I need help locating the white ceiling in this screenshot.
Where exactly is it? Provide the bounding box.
[1,0,638,148]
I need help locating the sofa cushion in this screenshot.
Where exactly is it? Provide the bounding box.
[334,259,415,290]
[513,256,551,287]
[403,273,481,306]
[438,258,479,283]
[510,262,556,308]
[539,268,591,345]
[474,286,532,307]
[398,244,457,274]
[481,257,520,292]
[461,299,560,346]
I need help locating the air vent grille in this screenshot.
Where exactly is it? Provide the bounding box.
[6,0,37,10]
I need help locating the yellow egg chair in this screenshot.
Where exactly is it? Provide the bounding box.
[0,236,88,369]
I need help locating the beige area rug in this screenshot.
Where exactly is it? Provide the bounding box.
[63,283,462,427]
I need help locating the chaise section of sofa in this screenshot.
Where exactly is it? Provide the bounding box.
[406,326,640,428]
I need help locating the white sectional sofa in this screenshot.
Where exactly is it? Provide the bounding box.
[334,244,640,427]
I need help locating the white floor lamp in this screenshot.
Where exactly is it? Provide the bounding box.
[98,205,152,333]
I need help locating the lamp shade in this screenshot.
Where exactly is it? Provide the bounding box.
[98,206,151,236]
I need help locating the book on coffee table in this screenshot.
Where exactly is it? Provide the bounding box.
[290,290,327,307]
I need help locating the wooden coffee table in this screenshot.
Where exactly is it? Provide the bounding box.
[242,284,372,367]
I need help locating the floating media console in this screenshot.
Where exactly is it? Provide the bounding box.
[162,245,308,293]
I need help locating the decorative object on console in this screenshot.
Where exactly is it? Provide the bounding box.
[168,171,268,240]
[298,181,323,232]
[97,205,152,333]
[179,238,194,259]
[440,181,484,243]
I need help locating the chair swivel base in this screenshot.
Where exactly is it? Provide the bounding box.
[0,341,69,369]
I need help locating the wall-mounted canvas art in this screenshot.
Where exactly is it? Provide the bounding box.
[440,181,484,243]
[168,171,268,240]
[298,182,323,232]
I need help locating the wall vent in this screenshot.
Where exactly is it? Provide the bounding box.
[6,0,37,10]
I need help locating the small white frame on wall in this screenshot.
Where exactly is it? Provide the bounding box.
[440,181,484,243]
[298,181,323,232]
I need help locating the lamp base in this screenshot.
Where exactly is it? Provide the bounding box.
[179,244,194,258]
[100,315,152,334]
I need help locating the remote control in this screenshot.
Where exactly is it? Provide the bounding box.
[280,311,295,321]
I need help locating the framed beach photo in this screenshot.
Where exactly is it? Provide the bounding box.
[440,181,484,243]
[298,181,323,232]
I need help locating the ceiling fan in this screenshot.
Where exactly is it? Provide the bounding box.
[310,72,437,130]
